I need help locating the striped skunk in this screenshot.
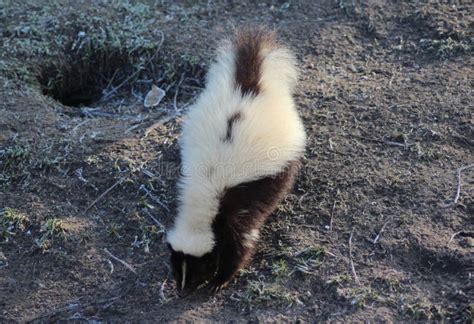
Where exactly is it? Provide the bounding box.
[167,27,306,296]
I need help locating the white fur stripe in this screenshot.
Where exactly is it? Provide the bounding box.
[181,260,187,291]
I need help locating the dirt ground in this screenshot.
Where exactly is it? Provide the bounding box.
[1,0,473,322]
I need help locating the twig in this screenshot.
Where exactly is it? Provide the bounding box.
[103,248,137,275]
[159,279,168,302]
[325,250,338,258]
[447,231,463,246]
[443,164,474,207]
[453,164,474,204]
[139,184,170,212]
[349,231,360,285]
[143,208,166,232]
[102,68,120,95]
[85,178,124,212]
[229,294,241,302]
[106,259,114,274]
[125,123,142,133]
[329,200,337,232]
[124,116,151,133]
[371,220,389,244]
[314,15,337,22]
[142,169,156,178]
[295,265,315,275]
[101,296,121,311]
[70,119,89,133]
[173,72,185,112]
[388,73,395,89]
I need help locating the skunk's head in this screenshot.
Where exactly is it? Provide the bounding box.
[168,244,217,297]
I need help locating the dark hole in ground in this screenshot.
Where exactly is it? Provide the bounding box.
[38,43,135,107]
[37,31,205,107]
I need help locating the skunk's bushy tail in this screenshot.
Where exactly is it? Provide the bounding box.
[207,27,298,99]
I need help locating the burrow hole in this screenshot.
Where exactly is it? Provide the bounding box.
[38,31,205,107]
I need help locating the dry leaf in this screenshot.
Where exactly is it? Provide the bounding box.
[144,85,166,108]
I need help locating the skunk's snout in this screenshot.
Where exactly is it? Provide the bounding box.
[176,280,202,298]
[177,288,191,298]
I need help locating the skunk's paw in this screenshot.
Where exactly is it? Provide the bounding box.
[208,279,229,294]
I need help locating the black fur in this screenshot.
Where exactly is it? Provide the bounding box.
[234,27,274,96]
[222,111,243,143]
[169,161,300,294]
[209,160,300,289]
[169,245,216,297]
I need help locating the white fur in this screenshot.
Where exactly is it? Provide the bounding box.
[167,36,306,257]
[243,229,260,249]
[181,260,187,291]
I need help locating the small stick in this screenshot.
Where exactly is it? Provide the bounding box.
[125,116,151,133]
[388,74,395,88]
[71,119,89,133]
[101,296,121,311]
[85,178,124,212]
[371,220,389,244]
[447,231,462,246]
[106,259,114,274]
[325,250,337,258]
[103,248,137,275]
[443,164,474,207]
[295,266,314,275]
[142,169,156,178]
[173,72,185,112]
[349,231,360,284]
[453,164,474,204]
[328,138,334,150]
[139,184,170,212]
[103,68,120,95]
[159,279,168,302]
[124,123,142,133]
[229,295,240,302]
[329,200,337,232]
[143,209,166,232]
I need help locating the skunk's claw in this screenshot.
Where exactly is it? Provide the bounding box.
[208,281,228,294]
